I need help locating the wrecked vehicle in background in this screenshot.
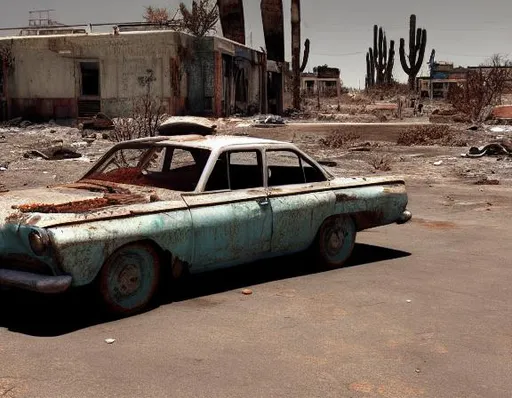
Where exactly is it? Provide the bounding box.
[0,123,412,316]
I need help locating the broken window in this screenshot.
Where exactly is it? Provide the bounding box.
[80,62,100,96]
[266,150,326,187]
[205,150,263,191]
[85,145,211,192]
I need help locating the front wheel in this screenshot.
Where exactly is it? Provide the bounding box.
[97,242,161,316]
[316,215,356,269]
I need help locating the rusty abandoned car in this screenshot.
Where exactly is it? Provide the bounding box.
[0,126,412,315]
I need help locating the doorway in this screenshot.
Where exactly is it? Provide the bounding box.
[78,61,101,117]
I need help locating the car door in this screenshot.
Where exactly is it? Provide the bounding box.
[265,148,335,255]
[182,149,272,270]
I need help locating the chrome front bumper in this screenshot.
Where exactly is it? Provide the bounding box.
[0,269,72,294]
[396,210,412,225]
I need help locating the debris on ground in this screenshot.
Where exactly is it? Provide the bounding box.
[433,161,443,166]
[487,126,512,134]
[317,159,338,167]
[158,116,217,136]
[252,114,286,127]
[23,144,82,160]
[465,140,512,158]
[6,117,22,127]
[105,338,116,344]
[474,178,500,185]
[348,142,377,152]
[241,289,253,295]
[82,113,114,130]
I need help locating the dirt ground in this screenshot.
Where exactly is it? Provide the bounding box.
[1,120,510,192]
[1,119,512,398]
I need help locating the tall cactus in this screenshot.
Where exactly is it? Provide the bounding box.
[366,25,394,88]
[399,14,427,90]
[365,51,374,88]
[291,0,310,109]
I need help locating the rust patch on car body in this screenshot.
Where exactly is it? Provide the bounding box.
[335,192,358,202]
[353,210,385,231]
[13,193,149,214]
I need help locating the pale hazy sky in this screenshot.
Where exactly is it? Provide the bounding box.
[1,0,511,87]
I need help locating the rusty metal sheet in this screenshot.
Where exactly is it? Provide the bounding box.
[218,0,246,45]
[261,0,285,62]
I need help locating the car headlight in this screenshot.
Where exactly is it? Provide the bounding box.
[29,229,50,256]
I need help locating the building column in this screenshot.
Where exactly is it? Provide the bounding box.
[2,59,10,120]
[261,53,268,114]
[214,52,223,117]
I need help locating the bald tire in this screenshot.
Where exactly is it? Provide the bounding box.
[98,242,161,316]
[316,215,356,269]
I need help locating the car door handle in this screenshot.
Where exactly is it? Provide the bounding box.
[257,198,269,206]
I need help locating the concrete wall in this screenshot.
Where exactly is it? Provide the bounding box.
[1,31,268,120]
[4,31,195,119]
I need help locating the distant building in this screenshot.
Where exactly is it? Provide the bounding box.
[416,62,467,99]
[417,61,512,99]
[0,28,279,121]
[301,66,342,97]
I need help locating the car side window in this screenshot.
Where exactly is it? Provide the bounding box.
[266,150,326,187]
[205,150,263,191]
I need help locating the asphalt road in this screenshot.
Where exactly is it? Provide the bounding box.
[1,182,511,398]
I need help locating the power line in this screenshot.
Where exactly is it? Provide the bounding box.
[310,51,365,57]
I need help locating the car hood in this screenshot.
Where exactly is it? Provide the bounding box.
[0,182,187,229]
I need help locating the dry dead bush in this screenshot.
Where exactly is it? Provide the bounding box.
[143,0,218,37]
[397,125,467,147]
[448,54,512,123]
[112,70,166,142]
[320,130,361,148]
[368,154,392,171]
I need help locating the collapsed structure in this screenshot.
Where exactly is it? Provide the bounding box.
[0,29,286,121]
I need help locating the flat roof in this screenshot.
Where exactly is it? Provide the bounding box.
[0,29,263,54]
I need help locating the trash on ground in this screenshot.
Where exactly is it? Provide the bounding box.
[105,338,116,344]
[466,140,512,158]
[158,116,217,136]
[82,113,114,130]
[474,178,500,186]
[24,144,82,160]
[252,114,286,127]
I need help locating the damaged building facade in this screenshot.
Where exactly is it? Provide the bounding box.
[0,29,272,121]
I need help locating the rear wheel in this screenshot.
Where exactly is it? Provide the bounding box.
[316,215,356,269]
[97,242,161,316]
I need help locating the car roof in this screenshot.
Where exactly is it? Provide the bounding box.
[119,134,292,151]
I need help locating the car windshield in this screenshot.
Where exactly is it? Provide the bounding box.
[84,144,211,192]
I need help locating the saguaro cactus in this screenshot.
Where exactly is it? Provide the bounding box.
[399,14,427,90]
[366,25,394,88]
[291,0,310,110]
